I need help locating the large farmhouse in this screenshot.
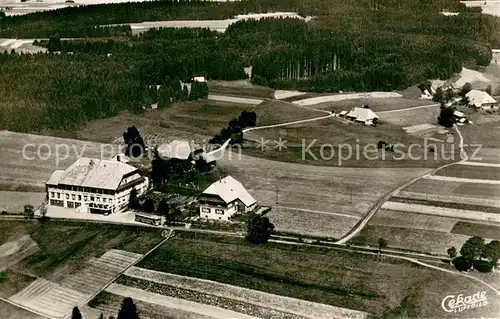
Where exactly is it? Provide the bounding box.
[345,107,379,125]
[198,176,256,221]
[466,90,498,110]
[46,157,149,215]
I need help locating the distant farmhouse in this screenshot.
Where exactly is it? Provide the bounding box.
[46,157,149,215]
[158,139,216,169]
[345,107,379,125]
[198,176,256,221]
[466,90,498,110]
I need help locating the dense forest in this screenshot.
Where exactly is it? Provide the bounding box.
[0,0,499,132]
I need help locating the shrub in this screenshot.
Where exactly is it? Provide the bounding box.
[453,256,472,271]
[473,260,494,273]
[0,272,5,283]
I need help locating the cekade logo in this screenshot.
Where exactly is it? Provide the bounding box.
[441,291,488,313]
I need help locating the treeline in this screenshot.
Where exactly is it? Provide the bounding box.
[1,0,499,132]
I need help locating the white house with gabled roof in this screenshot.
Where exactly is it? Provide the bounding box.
[46,157,149,215]
[466,90,498,110]
[198,176,256,221]
[345,107,379,125]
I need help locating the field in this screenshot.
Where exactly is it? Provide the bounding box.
[434,164,500,181]
[215,150,429,237]
[367,209,459,233]
[0,220,163,280]
[49,99,324,146]
[265,207,360,239]
[404,177,500,201]
[117,266,367,319]
[242,116,457,168]
[0,220,166,319]
[308,97,435,112]
[380,201,499,223]
[377,104,441,126]
[289,92,403,105]
[452,221,500,240]
[208,80,275,99]
[0,130,117,192]
[133,232,500,318]
[353,224,494,256]
[0,191,45,213]
[461,121,500,149]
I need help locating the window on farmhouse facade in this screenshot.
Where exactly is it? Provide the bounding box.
[103,198,106,203]
[202,208,210,213]
[84,196,88,201]
[51,192,55,198]
[215,209,224,215]
[90,196,94,201]
[57,193,60,198]
[78,195,81,200]
[66,194,69,199]
[72,194,75,200]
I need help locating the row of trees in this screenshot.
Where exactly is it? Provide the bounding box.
[448,237,500,272]
[209,110,257,144]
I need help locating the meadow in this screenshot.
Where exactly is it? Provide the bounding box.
[136,231,500,318]
[242,116,456,168]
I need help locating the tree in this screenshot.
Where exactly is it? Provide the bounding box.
[432,87,443,102]
[157,86,172,108]
[460,236,485,262]
[444,88,454,102]
[47,37,62,52]
[437,106,455,128]
[482,240,500,266]
[485,84,492,95]
[142,198,155,213]
[123,126,145,158]
[117,297,140,319]
[23,204,34,219]
[447,246,457,266]
[459,82,472,97]
[0,11,6,19]
[71,307,82,319]
[246,215,275,244]
[377,238,388,253]
[156,199,170,218]
[129,188,139,209]
[98,313,104,319]
[453,256,472,271]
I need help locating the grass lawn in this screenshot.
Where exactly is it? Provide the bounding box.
[242,117,456,168]
[0,220,163,280]
[434,165,500,181]
[451,221,500,240]
[137,232,500,318]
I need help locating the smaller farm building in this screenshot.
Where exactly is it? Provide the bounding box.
[198,176,256,221]
[345,107,379,125]
[466,90,498,109]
